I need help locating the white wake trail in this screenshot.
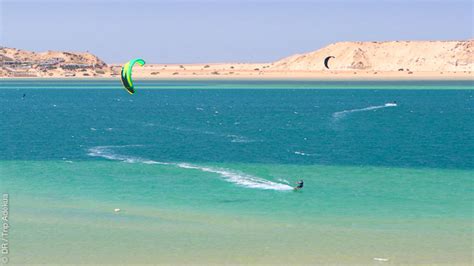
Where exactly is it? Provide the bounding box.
[87,145,168,165]
[176,163,293,191]
[332,103,397,119]
[87,146,292,191]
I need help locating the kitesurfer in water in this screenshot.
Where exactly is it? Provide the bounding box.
[295,179,304,190]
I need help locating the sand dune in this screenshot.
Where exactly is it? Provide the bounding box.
[272,40,473,72]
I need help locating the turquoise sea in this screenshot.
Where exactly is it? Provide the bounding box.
[1,80,473,265]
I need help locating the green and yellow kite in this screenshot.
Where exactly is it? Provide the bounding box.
[121,58,145,94]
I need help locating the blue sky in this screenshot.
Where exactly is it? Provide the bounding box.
[1,0,472,63]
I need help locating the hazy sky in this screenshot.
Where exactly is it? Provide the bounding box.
[1,0,472,63]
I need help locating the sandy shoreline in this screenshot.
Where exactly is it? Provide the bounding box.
[2,68,473,81]
[108,62,473,80]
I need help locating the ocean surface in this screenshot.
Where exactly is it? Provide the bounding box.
[1,79,473,264]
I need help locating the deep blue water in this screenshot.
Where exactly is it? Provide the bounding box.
[1,80,473,169]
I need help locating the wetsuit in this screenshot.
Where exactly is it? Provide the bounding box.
[296,180,304,189]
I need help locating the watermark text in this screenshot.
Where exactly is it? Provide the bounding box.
[1,194,9,264]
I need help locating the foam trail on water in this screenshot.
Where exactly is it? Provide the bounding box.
[87,146,292,191]
[174,127,254,143]
[294,151,312,156]
[87,145,168,165]
[333,103,397,119]
[176,163,293,191]
[226,134,253,143]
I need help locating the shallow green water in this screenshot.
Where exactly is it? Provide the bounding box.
[1,80,473,264]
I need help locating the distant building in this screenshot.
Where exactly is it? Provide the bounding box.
[64,72,76,77]
[38,58,65,68]
[10,70,37,77]
[61,63,92,70]
[1,61,35,69]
